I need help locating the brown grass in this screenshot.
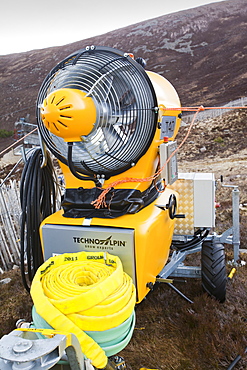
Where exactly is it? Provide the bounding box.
[120,253,247,369]
[0,269,33,338]
[1,261,246,369]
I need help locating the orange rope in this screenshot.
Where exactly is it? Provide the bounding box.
[160,105,247,112]
[92,103,247,209]
[0,127,38,157]
[91,106,204,209]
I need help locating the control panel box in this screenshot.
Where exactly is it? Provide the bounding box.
[160,115,177,139]
[159,141,178,185]
[169,172,216,235]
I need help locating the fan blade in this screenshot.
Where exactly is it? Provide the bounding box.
[101,125,125,150]
[86,64,129,100]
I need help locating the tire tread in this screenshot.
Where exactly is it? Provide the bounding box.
[201,241,226,302]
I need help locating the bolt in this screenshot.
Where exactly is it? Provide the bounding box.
[146,282,154,290]
[13,340,33,353]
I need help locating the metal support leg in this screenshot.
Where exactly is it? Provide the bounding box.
[158,245,202,279]
[232,187,240,262]
[220,183,241,263]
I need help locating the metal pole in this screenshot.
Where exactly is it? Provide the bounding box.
[221,182,240,263]
[232,187,240,262]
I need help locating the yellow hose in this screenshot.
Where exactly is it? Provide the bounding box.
[30,251,136,369]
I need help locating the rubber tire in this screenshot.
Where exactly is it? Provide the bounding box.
[201,241,226,303]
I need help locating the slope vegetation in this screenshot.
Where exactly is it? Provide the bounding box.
[0,0,246,133]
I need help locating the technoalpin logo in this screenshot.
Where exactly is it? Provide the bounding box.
[72,235,126,247]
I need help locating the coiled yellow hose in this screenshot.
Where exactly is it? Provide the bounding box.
[30,251,136,369]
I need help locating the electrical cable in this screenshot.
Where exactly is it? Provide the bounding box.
[172,228,209,251]
[20,147,57,292]
[227,347,247,370]
[67,142,101,187]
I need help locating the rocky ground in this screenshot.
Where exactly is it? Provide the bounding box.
[0,108,247,369]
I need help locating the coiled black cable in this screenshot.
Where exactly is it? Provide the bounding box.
[20,148,57,292]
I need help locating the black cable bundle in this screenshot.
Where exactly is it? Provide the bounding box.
[20,148,57,292]
[172,228,209,252]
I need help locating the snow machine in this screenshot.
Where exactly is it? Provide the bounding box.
[0,46,240,370]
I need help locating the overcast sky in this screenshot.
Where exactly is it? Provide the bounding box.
[1,0,225,55]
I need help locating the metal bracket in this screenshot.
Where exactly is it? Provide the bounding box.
[169,264,201,278]
[0,328,85,370]
[158,245,202,279]
[215,227,233,244]
[220,184,240,262]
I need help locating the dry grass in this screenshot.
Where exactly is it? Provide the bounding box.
[1,259,246,369]
[120,252,247,369]
[0,269,32,337]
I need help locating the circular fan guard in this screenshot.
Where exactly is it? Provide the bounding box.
[37,46,158,179]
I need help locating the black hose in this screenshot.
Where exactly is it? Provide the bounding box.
[67,142,101,187]
[20,148,57,292]
[227,347,247,370]
[172,228,209,251]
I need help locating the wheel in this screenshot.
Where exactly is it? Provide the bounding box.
[201,241,226,302]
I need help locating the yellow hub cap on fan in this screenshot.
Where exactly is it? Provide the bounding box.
[41,88,97,142]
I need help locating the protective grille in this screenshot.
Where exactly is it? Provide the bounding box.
[37,46,158,179]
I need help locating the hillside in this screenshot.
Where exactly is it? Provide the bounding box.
[0,0,247,136]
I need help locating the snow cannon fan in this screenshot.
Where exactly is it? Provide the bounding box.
[36,46,162,188]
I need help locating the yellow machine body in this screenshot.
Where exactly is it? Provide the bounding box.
[147,71,181,141]
[40,186,178,303]
[1,47,226,370]
[39,68,182,303]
